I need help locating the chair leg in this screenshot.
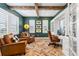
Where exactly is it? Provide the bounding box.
[23,53,26,55]
[54,44,62,48]
[48,43,55,46]
[53,44,57,48]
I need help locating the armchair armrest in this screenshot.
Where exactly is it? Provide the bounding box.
[1,41,27,56]
[2,41,27,46]
[19,37,29,39]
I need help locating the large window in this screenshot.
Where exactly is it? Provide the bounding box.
[29,20,35,33]
[29,20,48,34]
[0,8,19,37]
[59,19,65,35]
[8,13,19,34]
[0,8,8,37]
[42,20,48,33]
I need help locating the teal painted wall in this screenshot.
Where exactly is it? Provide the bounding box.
[23,17,53,37]
[0,3,23,33]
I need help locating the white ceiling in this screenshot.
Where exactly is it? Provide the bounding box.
[15,9,60,17]
[15,10,37,16]
[38,10,60,17]
[7,3,66,17]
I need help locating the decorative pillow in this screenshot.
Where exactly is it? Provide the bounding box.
[3,35,13,44]
[14,36,19,41]
[12,36,18,42]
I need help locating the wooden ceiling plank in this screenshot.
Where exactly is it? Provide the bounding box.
[39,6,65,10]
[10,6,65,10]
[35,3,39,17]
[10,6,35,10]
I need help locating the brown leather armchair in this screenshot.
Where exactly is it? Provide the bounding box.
[19,32,35,44]
[0,35,27,56]
[48,31,60,47]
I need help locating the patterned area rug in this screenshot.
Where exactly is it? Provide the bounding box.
[25,38,63,56]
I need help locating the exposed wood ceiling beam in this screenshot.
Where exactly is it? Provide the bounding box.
[10,6,65,10]
[10,6,35,10]
[35,3,39,17]
[40,6,65,10]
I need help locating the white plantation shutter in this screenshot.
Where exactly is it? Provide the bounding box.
[29,20,35,33]
[0,8,8,37]
[8,13,19,34]
[42,20,48,33]
[0,8,19,37]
